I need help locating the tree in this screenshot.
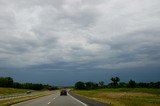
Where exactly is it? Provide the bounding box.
[128,80,136,88]
[13,82,22,88]
[6,77,14,87]
[0,77,13,87]
[111,77,120,88]
[75,81,85,89]
[85,82,98,89]
[99,81,104,87]
[0,77,58,90]
[118,82,127,88]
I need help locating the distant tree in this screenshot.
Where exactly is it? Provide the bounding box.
[13,82,22,88]
[137,82,160,88]
[137,82,147,88]
[118,82,127,88]
[6,77,14,87]
[111,77,120,88]
[128,80,136,88]
[75,81,85,89]
[99,81,104,87]
[0,77,13,87]
[0,77,58,90]
[85,82,98,89]
[48,86,58,90]
[21,83,44,90]
[154,82,160,88]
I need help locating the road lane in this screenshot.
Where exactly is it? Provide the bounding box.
[12,93,59,106]
[13,92,86,106]
[48,94,86,106]
[13,91,111,106]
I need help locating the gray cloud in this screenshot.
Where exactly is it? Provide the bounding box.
[0,0,160,71]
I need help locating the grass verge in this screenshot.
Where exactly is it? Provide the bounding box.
[0,91,54,106]
[0,87,35,96]
[72,88,160,106]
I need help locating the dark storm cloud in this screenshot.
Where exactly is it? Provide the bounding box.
[0,0,160,85]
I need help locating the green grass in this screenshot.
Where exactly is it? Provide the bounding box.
[0,87,35,96]
[93,88,160,95]
[72,88,160,106]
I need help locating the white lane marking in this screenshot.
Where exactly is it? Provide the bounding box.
[53,95,58,100]
[47,102,51,104]
[68,93,88,106]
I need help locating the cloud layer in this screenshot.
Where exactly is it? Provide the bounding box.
[0,0,160,71]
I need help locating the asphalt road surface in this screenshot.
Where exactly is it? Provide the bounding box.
[12,91,111,106]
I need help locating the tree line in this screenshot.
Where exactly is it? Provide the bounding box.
[0,77,58,90]
[75,77,160,90]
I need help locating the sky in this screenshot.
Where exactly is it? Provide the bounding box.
[0,0,160,86]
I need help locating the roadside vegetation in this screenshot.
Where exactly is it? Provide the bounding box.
[73,88,160,106]
[75,77,160,90]
[73,77,160,106]
[0,77,58,90]
[0,77,58,106]
[0,87,35,96]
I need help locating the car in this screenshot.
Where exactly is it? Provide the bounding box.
[26,91,31,94]
[60,90,67,96]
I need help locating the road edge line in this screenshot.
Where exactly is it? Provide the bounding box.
[68,93,88,106]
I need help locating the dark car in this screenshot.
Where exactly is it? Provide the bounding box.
[60,90,67,96]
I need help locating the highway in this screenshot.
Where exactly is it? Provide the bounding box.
[12,91,111,106]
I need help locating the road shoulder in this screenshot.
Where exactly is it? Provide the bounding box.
[69,91,111,106]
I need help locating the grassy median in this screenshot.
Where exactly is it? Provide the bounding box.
[0,87,35,96]
[72,88,160,106]
[0,87,56,106]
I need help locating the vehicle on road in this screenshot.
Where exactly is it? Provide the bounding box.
[26,91,31,94]
[60,90,67,96]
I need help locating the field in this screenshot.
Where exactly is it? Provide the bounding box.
[72,88,160,106]
[0,87,35,96]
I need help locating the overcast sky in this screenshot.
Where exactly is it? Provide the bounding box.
[0,0,160,86]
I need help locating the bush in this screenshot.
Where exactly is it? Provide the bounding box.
[75,81,85,90]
